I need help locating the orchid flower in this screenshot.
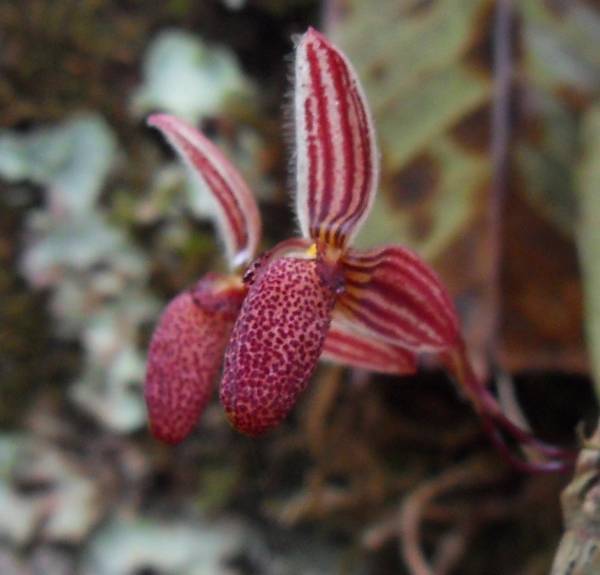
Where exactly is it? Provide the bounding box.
[144,104,412,444]
[145,29,573,473]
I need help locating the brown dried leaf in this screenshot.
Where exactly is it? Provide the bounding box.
[327,0,600,375]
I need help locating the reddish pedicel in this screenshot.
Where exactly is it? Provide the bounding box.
[220,257,338,435]
[145,274,245,443]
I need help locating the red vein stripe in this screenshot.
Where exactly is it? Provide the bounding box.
[336,246,461,352]
[148,114,261,269]
[322,317,417,375]
[343,246,458,332]
[294,28,378,248]
[306,38,333,236]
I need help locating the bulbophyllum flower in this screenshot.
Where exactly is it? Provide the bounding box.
[144,109,413,444]
[145,29,573,472]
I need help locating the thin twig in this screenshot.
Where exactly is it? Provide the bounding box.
[488,0,513,354]
[432,522,471,575]
[399,458,499,575]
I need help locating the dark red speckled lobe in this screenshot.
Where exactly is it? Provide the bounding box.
[220,257,338,435]
[145,274,245,444]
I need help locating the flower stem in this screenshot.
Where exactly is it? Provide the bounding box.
[442,343,576,473]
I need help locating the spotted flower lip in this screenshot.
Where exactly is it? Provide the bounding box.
[145,274,245,444]
[145,28,573,473]
[221,256,338,436]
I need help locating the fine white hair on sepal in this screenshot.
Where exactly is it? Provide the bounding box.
[281,40,303,240]
[292,27,380,249]
[230,247,252,270]
[293,32,312,239]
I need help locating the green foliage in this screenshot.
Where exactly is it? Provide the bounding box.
[578,105,600,396]
[332,0,491,259]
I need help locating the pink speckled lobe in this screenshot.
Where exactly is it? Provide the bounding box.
[220,257,337,435]
[145,274,245,444]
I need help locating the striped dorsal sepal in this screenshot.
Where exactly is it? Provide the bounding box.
[294,28,378,250]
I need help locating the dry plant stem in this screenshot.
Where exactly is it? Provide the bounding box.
[486,0,574,474]
[281,367,399,525]
[304,365,344,458]
[431,496,521,575]
[364,491,519,553]
[443,344,575,473]
[399,458,499,575]
[488,0,513,354]
[364,506,452,551]
[431,522,471,575]
[279,482,354,525]
[551,422,600,575]
[495,372,544,463]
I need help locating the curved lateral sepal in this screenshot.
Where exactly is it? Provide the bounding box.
[322,315,417,375]
[336,245,461,352]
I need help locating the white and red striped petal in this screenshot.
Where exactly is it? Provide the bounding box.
[294,28,378,249]
[336,246,461,353]
[322,316,417,375]
[148,114,261,269]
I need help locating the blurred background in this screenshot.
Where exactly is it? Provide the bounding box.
[1,1,600,573]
